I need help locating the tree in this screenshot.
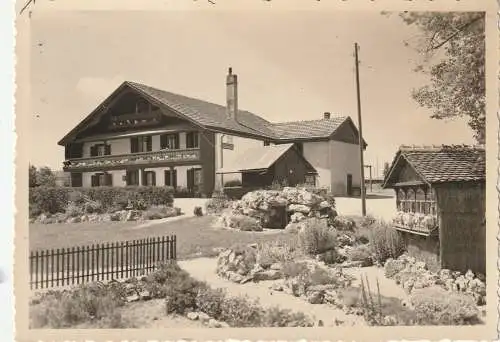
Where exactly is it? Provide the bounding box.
[29,165,56,187]
[382,162,391,179]
[396,12,485,144]
[29,164,38,188]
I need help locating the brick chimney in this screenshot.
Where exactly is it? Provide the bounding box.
[323,112,331,119]
[226,67,238,120]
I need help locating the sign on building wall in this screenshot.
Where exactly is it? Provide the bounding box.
[222,142,234,150]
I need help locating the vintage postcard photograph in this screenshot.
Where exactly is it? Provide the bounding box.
[14,0,498,341]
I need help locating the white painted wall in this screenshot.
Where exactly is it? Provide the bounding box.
[329,140,361,195]
[214,133,265,188]
[82,138,130,157]
[302,141,332,190]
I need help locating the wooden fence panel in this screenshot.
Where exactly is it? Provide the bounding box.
[29,234,177,290]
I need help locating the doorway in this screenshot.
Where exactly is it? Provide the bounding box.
[346,174,353,196]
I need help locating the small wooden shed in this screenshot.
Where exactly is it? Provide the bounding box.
[217,143,318,189]
[383,145,486,275]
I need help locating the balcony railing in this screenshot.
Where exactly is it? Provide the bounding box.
[391,211,438,236]
[63,148,201,171]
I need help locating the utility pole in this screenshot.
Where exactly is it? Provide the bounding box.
[354,42,366,216]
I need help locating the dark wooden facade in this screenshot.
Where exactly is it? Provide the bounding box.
[385,154,486,275]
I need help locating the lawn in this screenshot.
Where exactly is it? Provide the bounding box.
[29,216,295,260]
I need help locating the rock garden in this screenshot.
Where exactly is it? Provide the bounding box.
[29,186,182,224]
[206,187,487,326]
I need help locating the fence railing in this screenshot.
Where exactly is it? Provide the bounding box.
[29,235,177,290]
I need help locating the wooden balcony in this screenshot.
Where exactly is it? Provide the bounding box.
[392,212,438,237]
[63,148,201,171]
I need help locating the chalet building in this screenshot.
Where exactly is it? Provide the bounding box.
[383,145,486,275]
[59,68,366,197]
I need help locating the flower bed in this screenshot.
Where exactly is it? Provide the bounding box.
[384,254,486,305]
[30,262,313,328]
[392,211,437,232]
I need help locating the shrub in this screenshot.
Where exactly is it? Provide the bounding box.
[193,206,203,216]
[347,244,373,266]
[229,214,262,231]
[297,218,337,256]
[30,282,127,328]
[282,261,310,279]
[219,295,264,327]
[257,239,301,267]
[331,215,356,231]
[409,286,481,325]
[195,287,227,319]
[29,186,175,217]
[65,202,84,218]
[224,179,242,187]
[205,191,230,214]
[164,272,208,315]
[263,307,314,327]
[368,221,405,264]
[384,258,406,279]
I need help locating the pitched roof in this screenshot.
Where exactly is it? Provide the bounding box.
[127,82,277,138]
[59,80,365,145]
[217,143,317,174]
[270,116,348,140]
[384,144,486,186]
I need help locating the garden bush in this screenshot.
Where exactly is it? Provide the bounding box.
[256,239,301,267]
[30,282,128,328]
[297,218,337,256]
[409,286,481,325]
[368,221,405,264]
[29,186,175,218]
[205,191,230,214]
[347,244,373,266]
[262,307,313,327]
[193,206,203,216]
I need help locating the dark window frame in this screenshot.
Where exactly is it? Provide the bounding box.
[186,132,200,149]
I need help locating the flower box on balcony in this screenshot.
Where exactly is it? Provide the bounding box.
[392,211,438,236]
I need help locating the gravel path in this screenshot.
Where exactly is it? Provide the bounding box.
[178,257,365,327]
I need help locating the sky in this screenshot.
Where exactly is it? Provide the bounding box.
[29,10,475,177]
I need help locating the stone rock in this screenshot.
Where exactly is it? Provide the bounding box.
[101,213,112,222]
[139,290,151,300]
[187,312,199,320]
[270,281,285,292]
[227,271,244,283]
[306,290,324,304]
[270,263,282,271]
[88,214,100,223]
[198,312,211,322]
[110,212,121,221]
[290,212,305,223]
[126,294,140,303]
[288,204,311,214]
[80,215,89,222]
[126,210,141,221]
[208,318,223,328]
[67,216,81,224]
[252,269,282,281]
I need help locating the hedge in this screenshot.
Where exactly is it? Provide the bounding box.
[29,186,175,217]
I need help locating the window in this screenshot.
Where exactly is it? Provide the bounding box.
[126,170,140,186]
[305,174,316,186]
[396,186,437,215]
[90,144,111,157]
[143,171,156,186]
[186,132,199,149]
[70,173,83,187]
[160,134,179,150]
[91,173,112,187]
[164,169,178,188]
[131,136,152,153]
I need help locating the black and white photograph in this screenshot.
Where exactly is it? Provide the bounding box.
[15,1,497,340]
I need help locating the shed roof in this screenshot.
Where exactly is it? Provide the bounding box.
[383,144,486,187]
[217,143,317,174]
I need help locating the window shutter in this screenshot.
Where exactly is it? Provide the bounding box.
[105,173,113,186]
[147,136,152,151]
[164,170,170,186]
[90,146,97,157]
[105,144,111,155]
[152,172,156,186]
[173,170,177,188]
[91,175,97,187]
[175,134,180,149]
[130,137,138,153]
[160,134,167,149]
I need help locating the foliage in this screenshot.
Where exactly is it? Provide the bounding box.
[397,12,485,143]
[262,307,314,327]
[30,282,128,328]
[331,215,356,231]
[347,244,374,266]
[29,165,57,188]
[205,191,230,214]
[297,218,337,256]
[368,221,406,263]
[193,206,203,216]
[29,186,174,217]
[256,239,301,267]
[227,214,262,231]
[384,258,407,278]
[409,286,481,325]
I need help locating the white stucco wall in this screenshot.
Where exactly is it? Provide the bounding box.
[302,141,332,190]
[214,133,265,188]
[329,140,361,195]
[82,138,130,157]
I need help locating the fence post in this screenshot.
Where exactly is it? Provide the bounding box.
[106,243,110,281]
[125,241,129,279]
[55,248,60,287]
[34,251,39,290]
[29,252,33,290]
[96,243,100,282]
[76,246,80,285]
[120,242,124,279]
